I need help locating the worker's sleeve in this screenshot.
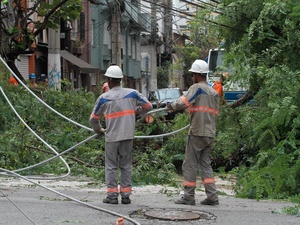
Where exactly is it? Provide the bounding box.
[135,91,153,115]
[89,97,104,133]
[170,86,196,111]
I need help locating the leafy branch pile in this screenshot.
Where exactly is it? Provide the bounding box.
[1,0,300,215]
[0,84,103,177]
[0,83,187,185]
[208,0,300,208]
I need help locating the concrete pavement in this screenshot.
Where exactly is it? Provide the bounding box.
[0,176,299,225]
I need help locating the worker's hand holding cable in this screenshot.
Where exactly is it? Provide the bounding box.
[95,127,106,134]
[165,103,174,113]
[94,127,106,139]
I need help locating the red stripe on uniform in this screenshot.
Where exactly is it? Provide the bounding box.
[91,112,101,120]
[105,110,136,120]
[142,102,152,109]
[180,96,191,108]
[202,178,215,185]
[183,180,196,187]
[189,106,219,115]
[107,187,118,193]
[120,186,132,193]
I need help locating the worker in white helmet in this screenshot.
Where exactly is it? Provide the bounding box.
[167,59,220,206]
[90,65,153,204]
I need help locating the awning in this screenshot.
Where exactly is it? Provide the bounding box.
[60,50,99,73]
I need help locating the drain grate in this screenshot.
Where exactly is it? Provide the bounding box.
[130,208,216,221]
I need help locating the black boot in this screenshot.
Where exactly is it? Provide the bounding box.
[103,196,118,204]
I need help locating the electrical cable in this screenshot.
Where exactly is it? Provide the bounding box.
[0,86,97,176]
[0,56,93,132]
[0,87,185,224]
[0,58,189,225]
[0,87,188,172]
[0,86,71,180]
[0,189,36,225]
[0,84,140,223]
[0,168,141,225]
[1,56,189,139]
[135,107,190,139]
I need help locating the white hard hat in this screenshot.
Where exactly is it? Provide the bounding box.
[188,60,209,74]
[104,65,124,78]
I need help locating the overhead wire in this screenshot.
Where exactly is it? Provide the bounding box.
[209,0,220,4]
[140,0,245,33]
[85,0,213,52]
[0,1,197,223]
[196,0,220,8]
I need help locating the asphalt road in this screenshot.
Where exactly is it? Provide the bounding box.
[0,177,299,225]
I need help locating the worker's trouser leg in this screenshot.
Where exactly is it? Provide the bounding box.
[182,135,218,202]
[105,140,133,198]
[119,139,133,198]
[183,186,195,199]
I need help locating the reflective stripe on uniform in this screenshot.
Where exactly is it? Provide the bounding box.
[183,180,196,187]
[107,187,118,193]
[105,110,136,120]
[189,106,219,115]
[142,102,152,109]
[120,186,132,193]
[180,96,191,108]
[91,112,101,120]
[202,178,215,185]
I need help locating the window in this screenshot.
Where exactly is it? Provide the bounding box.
[91,74,96,85]
[91,19,95,46]
[80,13,85,41]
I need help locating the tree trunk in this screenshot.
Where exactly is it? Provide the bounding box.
[230,91,254,108]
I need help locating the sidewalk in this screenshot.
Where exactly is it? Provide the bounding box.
[0,176,299,225]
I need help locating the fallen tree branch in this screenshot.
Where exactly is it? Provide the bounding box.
[26,145,102,169]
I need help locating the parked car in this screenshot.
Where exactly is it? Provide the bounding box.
[148,88,184,120]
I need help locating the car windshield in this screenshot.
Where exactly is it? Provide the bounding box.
[158,89,180,100]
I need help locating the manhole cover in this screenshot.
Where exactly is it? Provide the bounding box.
[130,208,216,221]
[145,209,200,221]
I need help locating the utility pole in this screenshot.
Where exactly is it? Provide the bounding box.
[150,0,157,91]
[162,0,172,86]
[48,27,61,91]
[163,0,172,54]
[48,0,61,91]
[111,0,121,67]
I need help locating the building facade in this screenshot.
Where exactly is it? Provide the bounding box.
[90,0,146,92]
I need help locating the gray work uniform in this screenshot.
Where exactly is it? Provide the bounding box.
[90,86,152,198]
[171,81,219,201]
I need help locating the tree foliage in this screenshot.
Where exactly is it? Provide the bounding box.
[216,0,300,94]
[2,0,300,208]
[172,7,221,89]
[0,81,185,184]
[210,0,300,201]
[0,0,82,80]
